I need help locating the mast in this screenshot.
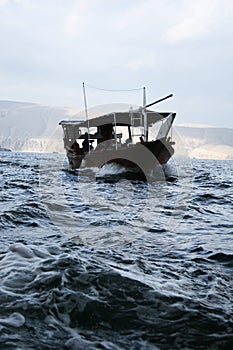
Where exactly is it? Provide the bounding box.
[82,82,90,151]
[142,86,148,141]
[113,113,117,150]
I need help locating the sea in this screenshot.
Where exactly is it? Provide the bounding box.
[0,151,233,350]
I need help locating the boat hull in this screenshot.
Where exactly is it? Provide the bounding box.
[0,147,11,152]
[67,138,174,171]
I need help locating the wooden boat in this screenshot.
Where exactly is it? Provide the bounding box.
[59,90,176,173]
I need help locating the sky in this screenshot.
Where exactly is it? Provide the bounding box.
[0,0,233,127]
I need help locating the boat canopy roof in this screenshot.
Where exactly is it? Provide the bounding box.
[59,109,173,128]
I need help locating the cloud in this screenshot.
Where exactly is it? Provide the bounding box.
[165,19,209,43]
[164,0,232,43]
[64,1,98,38]
[126,54,157,71]
[0,0,232,127]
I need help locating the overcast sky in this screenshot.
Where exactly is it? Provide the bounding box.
[0,0,232,127]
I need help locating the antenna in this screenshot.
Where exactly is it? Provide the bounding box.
[143,86,146,107]
[142,87,148,141]
[82,82,90,151]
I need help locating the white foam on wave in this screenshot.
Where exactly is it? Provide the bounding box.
[164,158,194,179]
[65,336,95,350]
[96,163,131,176]
[0,312,25,328]
[9,243,35,259]
[163,163,178,178]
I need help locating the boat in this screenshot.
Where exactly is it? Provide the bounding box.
[0,145,11,152]
[59,87,176,176]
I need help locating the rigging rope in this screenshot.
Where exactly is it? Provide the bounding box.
[84,83,143,92]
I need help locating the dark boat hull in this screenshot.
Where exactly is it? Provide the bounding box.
[0,147,11,152]
[67,138,175,171]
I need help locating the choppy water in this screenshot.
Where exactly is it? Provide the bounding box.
[0,152,233,349]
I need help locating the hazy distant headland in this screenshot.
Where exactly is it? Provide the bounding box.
[173,124,233,160]
[0,100,77,153]
[0,100,233,160]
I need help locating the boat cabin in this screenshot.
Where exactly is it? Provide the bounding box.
[59,109,175,155]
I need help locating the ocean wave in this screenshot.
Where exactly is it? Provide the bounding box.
[0,242,232,349]
[1,152,233,349]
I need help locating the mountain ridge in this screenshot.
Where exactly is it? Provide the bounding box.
[0,100,233,159]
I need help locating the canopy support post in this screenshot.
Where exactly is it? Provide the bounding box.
[82,82,90,151]
[142,86,148,141]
